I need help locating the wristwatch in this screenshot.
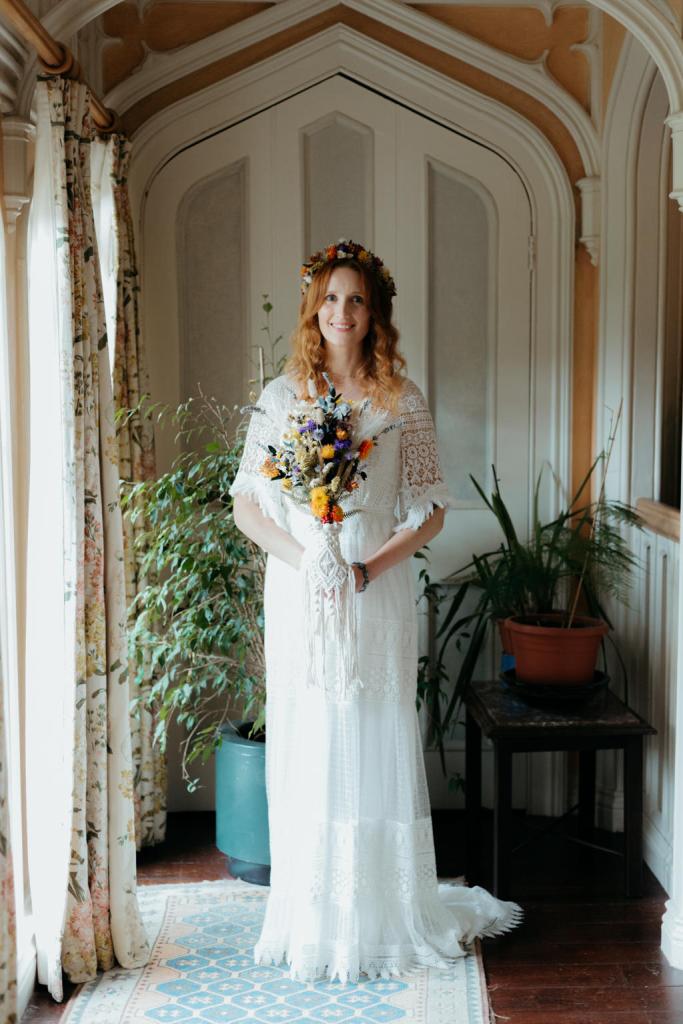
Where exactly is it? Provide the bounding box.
[352,560,370,592]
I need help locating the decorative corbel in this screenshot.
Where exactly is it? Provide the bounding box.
[577,175,601,265]
[666,112,683,212]
[2,115,35,234]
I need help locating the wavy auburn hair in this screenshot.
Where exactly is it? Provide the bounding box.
[283,259,407,414]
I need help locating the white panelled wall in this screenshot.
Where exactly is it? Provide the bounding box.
[598,32,683,968]
[598,526,680,893]
[663,530,683,966]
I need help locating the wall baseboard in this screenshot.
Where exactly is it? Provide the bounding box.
[644,817,673,895]
[662,898,683,969]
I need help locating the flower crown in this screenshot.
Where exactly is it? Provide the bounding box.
[300,238,397,299]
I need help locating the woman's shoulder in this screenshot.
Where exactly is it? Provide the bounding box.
[396,375,428,412]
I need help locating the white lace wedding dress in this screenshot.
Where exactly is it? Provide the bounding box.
[228,371,522,984]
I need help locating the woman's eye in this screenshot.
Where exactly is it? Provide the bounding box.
[352,295,364,304]
[325,294,336,302]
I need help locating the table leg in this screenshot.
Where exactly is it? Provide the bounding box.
[578,749,597,838]
[466,710,482,884]
[494,743,513,899]
[624,737,644,897]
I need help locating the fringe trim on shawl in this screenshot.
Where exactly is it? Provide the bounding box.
[301,547,364,702]
[392,490,459,533]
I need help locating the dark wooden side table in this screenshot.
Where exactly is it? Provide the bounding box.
[465,679,656,899]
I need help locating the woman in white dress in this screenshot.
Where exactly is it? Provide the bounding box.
[229,240,522,984]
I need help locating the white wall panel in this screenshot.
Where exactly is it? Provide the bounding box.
[428,161,494,502]
[303,113,372,252]
[177,161,247,423]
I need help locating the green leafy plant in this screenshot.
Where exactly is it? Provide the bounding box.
[122,298,285,790]
[416,403,646,773]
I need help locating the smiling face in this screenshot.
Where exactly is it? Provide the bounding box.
[316,266,372,352]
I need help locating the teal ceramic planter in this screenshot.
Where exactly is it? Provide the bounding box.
[215,721,270,885]
[501,651,516,673]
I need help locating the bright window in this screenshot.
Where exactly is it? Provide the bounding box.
[0,202,28,997]
[91,138,117,379]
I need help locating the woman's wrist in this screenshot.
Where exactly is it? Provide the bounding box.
[352,560,370,591]
[364,555,381,585]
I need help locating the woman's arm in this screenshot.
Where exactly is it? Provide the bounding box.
[234,494,444,586]
[233,493,305,570]
[354,506,445,592]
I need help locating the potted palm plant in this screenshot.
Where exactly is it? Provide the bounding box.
[416,403,645,769]
[123,300,285,884]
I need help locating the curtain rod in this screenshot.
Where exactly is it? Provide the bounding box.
[0,0,117,131]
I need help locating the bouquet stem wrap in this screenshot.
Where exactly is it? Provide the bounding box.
[299,519,364,700]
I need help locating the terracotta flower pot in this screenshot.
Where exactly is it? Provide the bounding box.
[505,612,608,685]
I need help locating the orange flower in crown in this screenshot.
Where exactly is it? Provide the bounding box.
[358,439,373,460]
[300,238,397,299]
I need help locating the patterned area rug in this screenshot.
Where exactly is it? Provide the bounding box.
[61,880,492,1024]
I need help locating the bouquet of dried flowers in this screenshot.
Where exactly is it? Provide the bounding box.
[257,371,394,523]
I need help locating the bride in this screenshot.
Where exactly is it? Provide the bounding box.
[229,239,522,984]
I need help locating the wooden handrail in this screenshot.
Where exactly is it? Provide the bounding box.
[0,0,117,131]
[635,497,680,542]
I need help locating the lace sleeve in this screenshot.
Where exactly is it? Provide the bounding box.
[393,378,458,533]
[228,377,290,532]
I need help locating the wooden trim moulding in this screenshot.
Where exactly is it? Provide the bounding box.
[635,497,680,541]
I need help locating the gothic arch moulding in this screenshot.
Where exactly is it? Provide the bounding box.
[131,25,574,540]
[13,0,683,210]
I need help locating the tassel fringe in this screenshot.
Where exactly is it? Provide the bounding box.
[253,944,465,985]
[477,903,524,938]
[301,523,364,701]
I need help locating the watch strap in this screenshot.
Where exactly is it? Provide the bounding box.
[352,560,370,591]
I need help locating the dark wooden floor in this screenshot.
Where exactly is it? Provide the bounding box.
[25,810,683,1023]
[466,812,683,1024]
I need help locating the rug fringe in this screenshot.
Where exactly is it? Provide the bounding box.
[139,878,264,890]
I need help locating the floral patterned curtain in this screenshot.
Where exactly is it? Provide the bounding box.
[25,77,149,1000]
[109,135,166,849]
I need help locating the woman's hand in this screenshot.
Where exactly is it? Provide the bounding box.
[363,506,445,582]
[297,534,366,598]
